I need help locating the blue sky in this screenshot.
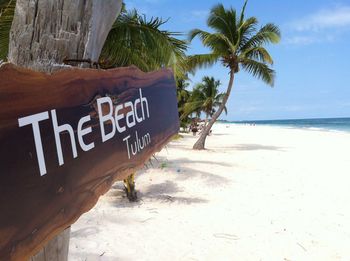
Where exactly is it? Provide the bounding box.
[127,0,350,120]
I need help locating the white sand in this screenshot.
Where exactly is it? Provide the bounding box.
[69,124,350,261]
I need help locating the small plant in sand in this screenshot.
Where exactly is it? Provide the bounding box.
[160,162,168,169]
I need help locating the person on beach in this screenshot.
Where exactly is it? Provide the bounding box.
[191,124,198,136]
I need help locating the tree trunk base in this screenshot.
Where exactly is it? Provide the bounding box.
[29,227,70,261]
[193,136,206,150]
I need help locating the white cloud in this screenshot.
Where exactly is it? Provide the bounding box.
[284,36,316,45]
[284,35,335,45]
[292,6,350,31]
[284,5,350,46]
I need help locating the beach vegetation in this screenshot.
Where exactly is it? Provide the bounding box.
[0,0,15,61]
[100,7,189,79]
[182,76,227,127]
[160,162,168,169]
[176,77,192,130]
[188,0,280,149]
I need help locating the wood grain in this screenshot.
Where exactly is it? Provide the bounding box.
[0,63,179,261]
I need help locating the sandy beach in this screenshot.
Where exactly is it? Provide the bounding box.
[69,124,350,261]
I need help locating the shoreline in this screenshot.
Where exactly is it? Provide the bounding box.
[69,123,350,261]
[217,122,350,135]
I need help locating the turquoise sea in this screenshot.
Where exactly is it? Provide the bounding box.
[229,118,350,133]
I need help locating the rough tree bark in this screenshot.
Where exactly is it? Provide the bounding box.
[29,228,71,261]
[7,0,122,260]
[9,0,122,72]
[193,71,235,150]
[204,113,209,126]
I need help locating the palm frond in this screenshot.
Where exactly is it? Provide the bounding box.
[239,23,281,52]
[223,105,228,115]
[189,29,234,54]
[238,16,258,38]
[0,0,11,12]
[181,75,225,119]
[239,0,248,26]
[240,46,273,64]
[207,4,237,43]
[215,92,226,101]
[100,9,188,78]
[186,53,220,72]
[0,0,15,61]
[240,58,275,86]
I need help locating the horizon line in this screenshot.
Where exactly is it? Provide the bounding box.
[219,116,350,122]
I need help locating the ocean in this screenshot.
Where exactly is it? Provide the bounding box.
[229,117,350,133]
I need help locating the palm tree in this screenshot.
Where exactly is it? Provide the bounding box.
[176,77,192,129]
[100,8,189,79]
[182,76,226,126]
[196,76,226,125]
[188,1,280,150]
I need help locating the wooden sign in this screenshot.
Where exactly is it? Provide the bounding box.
[0,64,179,261]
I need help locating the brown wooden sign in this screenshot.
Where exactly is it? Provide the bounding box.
[0,64,179,261]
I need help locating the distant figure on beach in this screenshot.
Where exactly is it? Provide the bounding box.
[191,124,198,136]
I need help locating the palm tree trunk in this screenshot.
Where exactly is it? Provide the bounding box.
[204,113,209,126]
[193,70,235,150]
[9,0,122,72]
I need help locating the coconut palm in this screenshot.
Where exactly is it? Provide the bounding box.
[182,76,226,126]
[196,76,226,125]
[188,1,280,149]
[176,77,192,129]
[100,8,189,79]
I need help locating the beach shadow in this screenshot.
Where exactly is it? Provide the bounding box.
[141,156,232,188]
[165,142,194,151]
[71,227,100,238]
[210,133,229,136]
[148,156,232,168]
[226,143,286,151]
[157,157,232,184]
[111,180,208,208]
[69,252,123,261]
[144,180,180,194]
[109,153,233,208]
[139,180,208,204]
[107,183,135,208]
[171,157,232,167]
[174,165,231,187]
